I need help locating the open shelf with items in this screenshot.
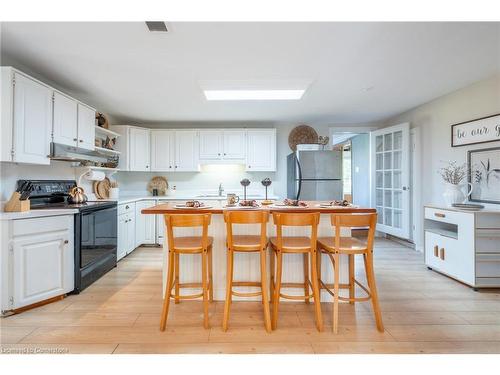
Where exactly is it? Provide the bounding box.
[95,146,121,155]
[95,126,121,139]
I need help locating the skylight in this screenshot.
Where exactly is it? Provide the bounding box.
[203,89,305,101]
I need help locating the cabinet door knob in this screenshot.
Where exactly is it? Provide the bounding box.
[125,205,129,209]
[224,153,226,156]
[248,165,251,168]
[434,245,438,257]
[64,240,69,244]
[73,138,77,141]
[79,139,83,143]
[169,166,172,168]
[146,165,149,169]
[218,153,221,156]
[439,248,445,260]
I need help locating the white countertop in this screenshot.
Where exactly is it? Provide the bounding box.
[104,193,280,205]
[0,208,79,221]
[425,204,500,214]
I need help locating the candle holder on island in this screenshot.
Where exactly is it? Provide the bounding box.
[240,178,250,202]
[261,178,274,205]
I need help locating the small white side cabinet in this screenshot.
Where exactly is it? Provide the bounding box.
[424,206,500,288]
[117,202,137,260]
[1,67,52,165]
[246,129,276,171]
[1,215,75,313]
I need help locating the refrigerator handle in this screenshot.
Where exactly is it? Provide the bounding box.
[296,155,302,200]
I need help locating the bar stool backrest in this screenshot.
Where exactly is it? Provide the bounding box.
[330,213,377,251]
[164,214,212,250]
[272,212,320,251]
[224,210,269,250]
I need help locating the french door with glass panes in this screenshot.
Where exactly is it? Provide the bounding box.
[371,123,411,239]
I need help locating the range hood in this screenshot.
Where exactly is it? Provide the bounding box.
[50,143,108,163]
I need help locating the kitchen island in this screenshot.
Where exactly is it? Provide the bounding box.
[142,201,376,302]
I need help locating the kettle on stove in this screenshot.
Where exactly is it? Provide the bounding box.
[68,186,88,204]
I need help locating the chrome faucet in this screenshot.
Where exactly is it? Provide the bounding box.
[218,183,224,197]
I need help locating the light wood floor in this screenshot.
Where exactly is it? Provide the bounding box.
[2,238,500,354]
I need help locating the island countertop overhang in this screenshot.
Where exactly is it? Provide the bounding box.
[141,201,376,215]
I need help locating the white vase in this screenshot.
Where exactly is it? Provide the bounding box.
[442,182,473,206]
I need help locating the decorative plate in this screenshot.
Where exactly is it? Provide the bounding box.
[148,176,169,195]
[174,204,212,209]
[288,125,319,151]
[94,178,111,199]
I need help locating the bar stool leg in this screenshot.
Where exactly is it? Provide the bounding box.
[174,253,180,304]
[222,249,234,331]
[332,252,340,334]
[271,251,283,330]
[303,253,310,304]
[260,248,272,333]
[364,253,384,332]
[270,247,275,304]
[201,249,210,329]
[208,245,214,302]
[349,254,355,305]
[310,250,323,332]
[160,250,175,331]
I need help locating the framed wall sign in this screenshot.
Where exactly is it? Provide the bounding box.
[468,147,500,204]
[451,113,500,147]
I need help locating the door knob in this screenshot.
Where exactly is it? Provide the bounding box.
[64,240,69,244]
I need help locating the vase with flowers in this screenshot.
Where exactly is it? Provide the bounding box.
[438,161,473,206]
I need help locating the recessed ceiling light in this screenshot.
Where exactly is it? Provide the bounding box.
[204,89,305,101]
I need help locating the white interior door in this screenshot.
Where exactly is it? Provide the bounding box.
[370,123,411,239]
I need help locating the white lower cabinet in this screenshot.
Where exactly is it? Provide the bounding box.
[424,206,500,288]
[117,200,158,261]
[1,215,74,313]
[117,202,136,260]
[135,200,156,246]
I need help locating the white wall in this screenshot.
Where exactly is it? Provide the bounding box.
[382,73,500,248]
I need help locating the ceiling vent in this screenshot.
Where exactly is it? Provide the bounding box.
[145,21,168,33]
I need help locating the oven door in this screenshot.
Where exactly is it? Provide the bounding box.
[80,206,117,269]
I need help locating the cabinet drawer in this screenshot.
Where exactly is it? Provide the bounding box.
[476,213,500,229]
[12,215,72,237]
[476,254,500,278]
[118,202,136,216]
[424,207,471,226]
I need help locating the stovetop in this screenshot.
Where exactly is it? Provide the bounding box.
[30,201,117,211]
[17,179,116,212]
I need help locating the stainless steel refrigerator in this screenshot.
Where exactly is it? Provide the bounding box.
[287,150,343,200]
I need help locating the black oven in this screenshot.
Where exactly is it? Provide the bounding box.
[74,202,117,293]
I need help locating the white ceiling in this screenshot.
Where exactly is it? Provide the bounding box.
[1,22,499,125]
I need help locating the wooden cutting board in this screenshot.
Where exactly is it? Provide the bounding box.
[94,178,111,199]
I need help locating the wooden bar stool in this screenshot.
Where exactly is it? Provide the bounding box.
[269,212,323,332]
[317,213,384,333]
[223,210,272,333]
[160,214,213,331]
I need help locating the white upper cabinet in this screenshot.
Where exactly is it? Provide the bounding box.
[1,68,52,165]
[223,130,246,160]
[198,129,246,162]
[53,97,96,150]
[52,92,78,147]
[151,130,175,171]
[199,130,223,160]
[175,130,199,171]
[113,126,151,171]
[129,127,151,171]
[77,103,96,150]
[246,129,276,171]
